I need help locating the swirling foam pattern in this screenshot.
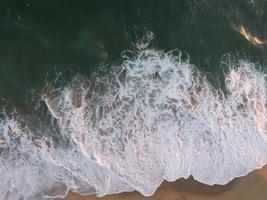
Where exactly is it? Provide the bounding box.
[0,49,267,199]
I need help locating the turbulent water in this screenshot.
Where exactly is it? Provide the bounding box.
[1,46,267,199]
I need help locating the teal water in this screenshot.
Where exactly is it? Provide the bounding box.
[0,0,266,106]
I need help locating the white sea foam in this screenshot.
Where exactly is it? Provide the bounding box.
[0,48,267,199]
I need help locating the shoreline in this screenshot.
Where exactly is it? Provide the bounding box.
[59,165,267,200]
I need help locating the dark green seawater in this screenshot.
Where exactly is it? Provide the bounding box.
[0,0,266,106]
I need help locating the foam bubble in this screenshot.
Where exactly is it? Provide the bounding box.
[0,48,267,199]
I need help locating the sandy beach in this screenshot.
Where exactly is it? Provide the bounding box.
[60,165,267,200]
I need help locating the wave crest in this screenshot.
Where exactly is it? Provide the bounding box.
[0,49,267,199]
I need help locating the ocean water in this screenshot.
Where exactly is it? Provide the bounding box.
[0,0,267,199]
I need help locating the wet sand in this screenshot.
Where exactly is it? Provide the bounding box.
[60,165,267,200]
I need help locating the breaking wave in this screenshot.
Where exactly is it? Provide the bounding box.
[1,47,267,199]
